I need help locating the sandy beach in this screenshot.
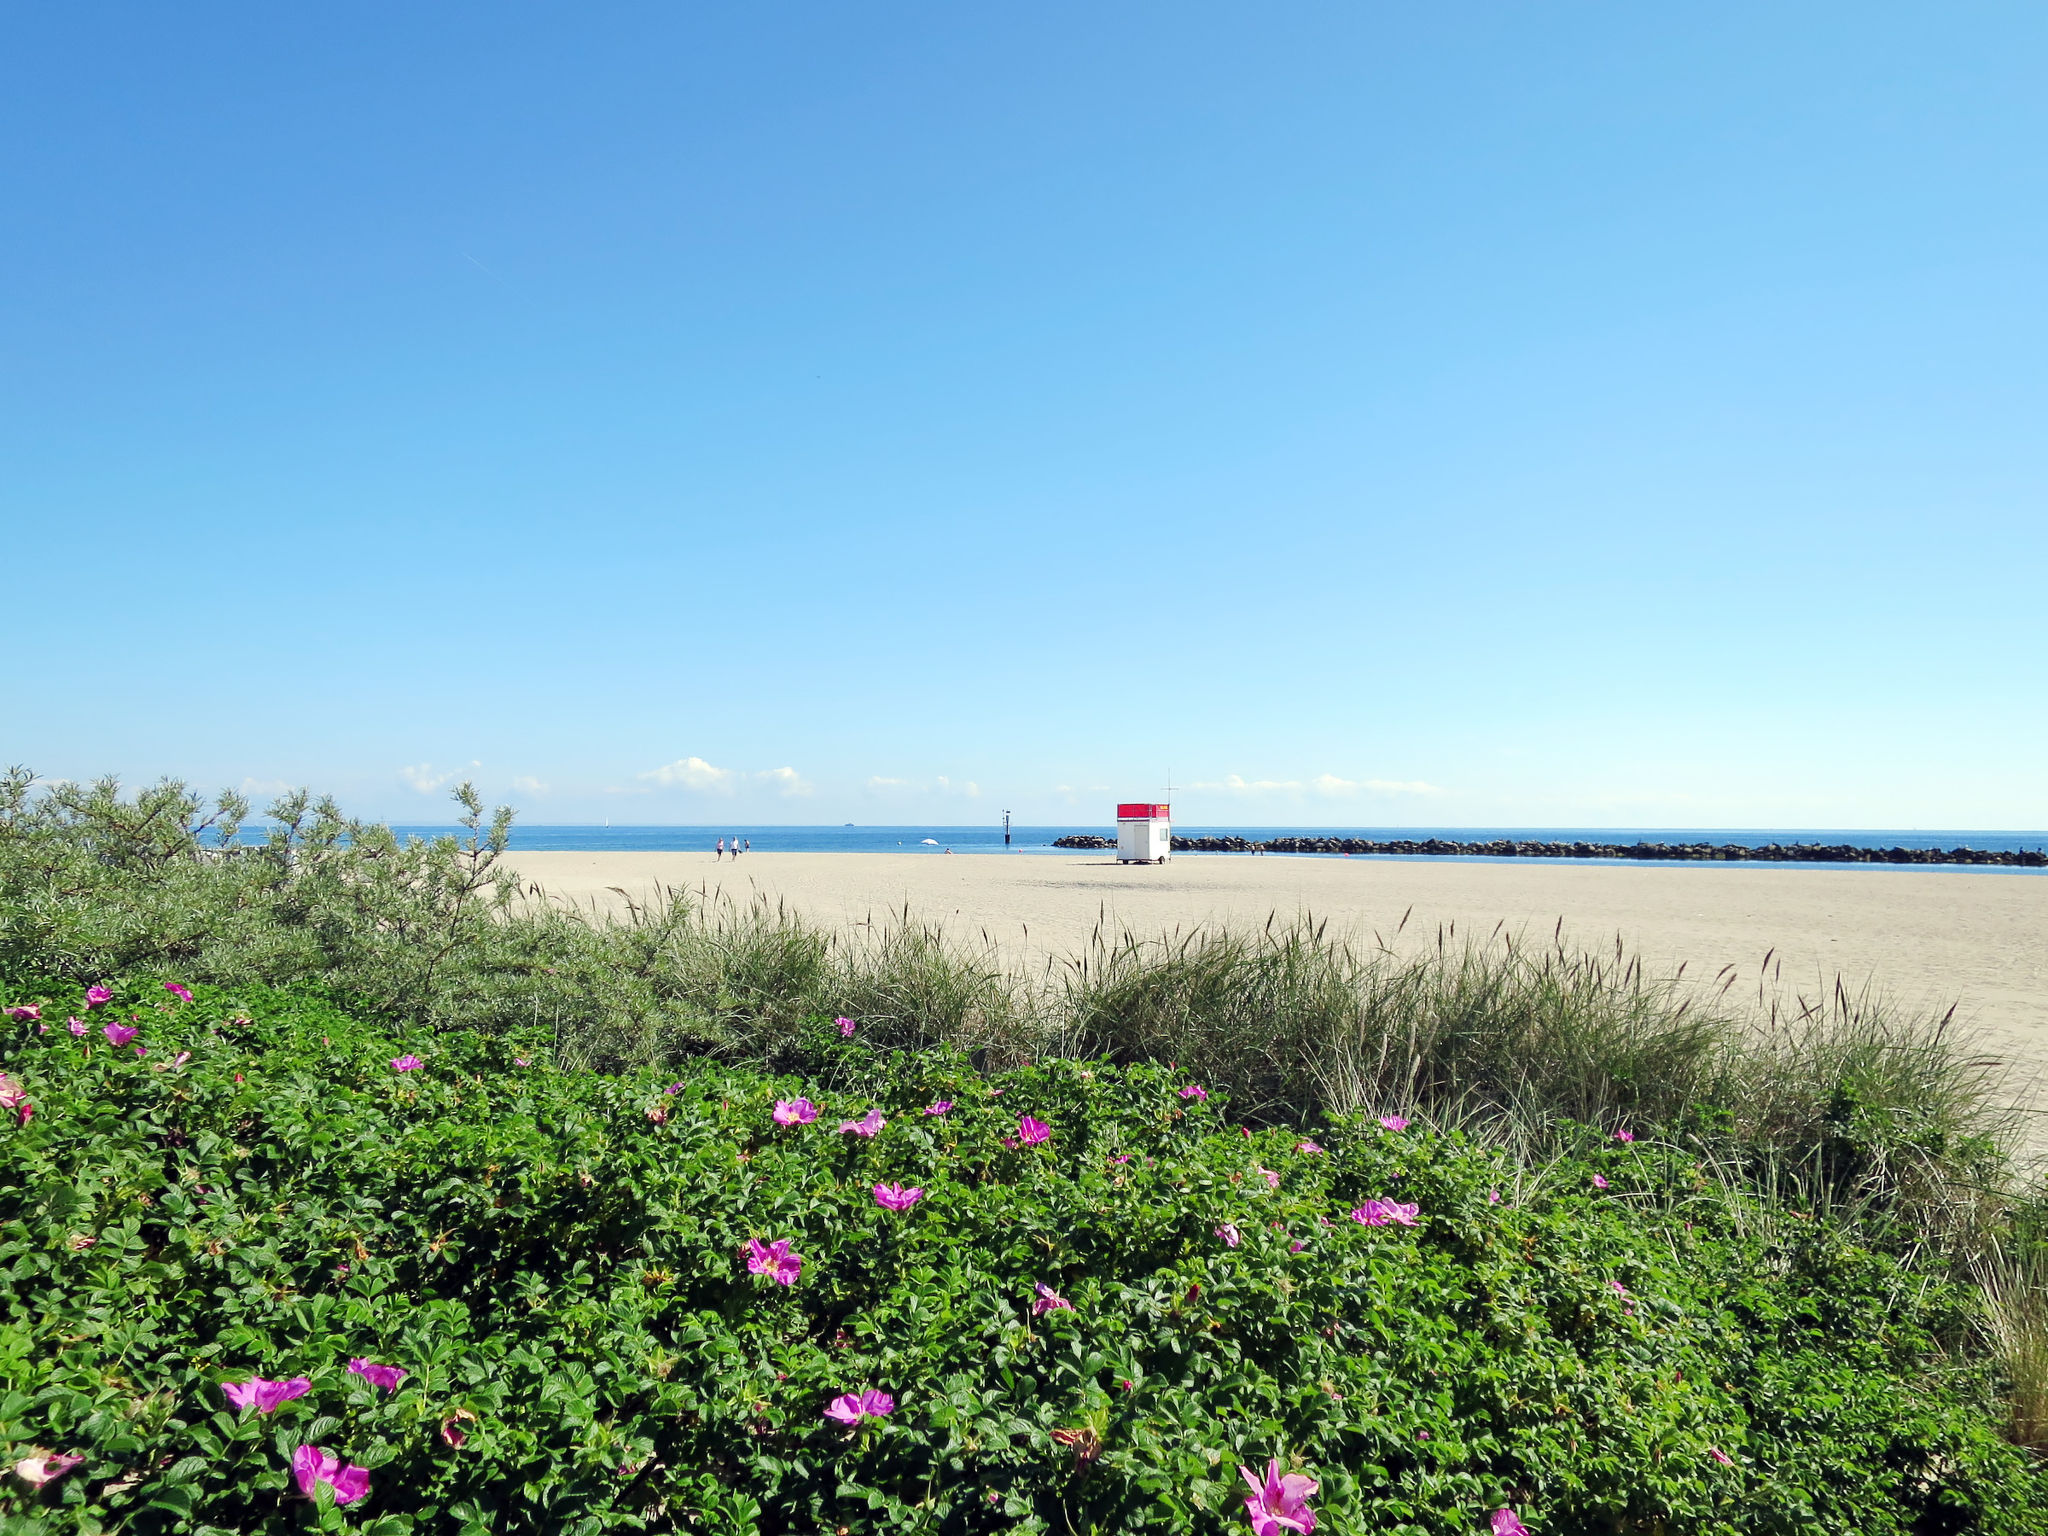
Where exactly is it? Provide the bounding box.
[509,850,2048,1096]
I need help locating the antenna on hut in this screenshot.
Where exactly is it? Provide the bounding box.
[1164,770,1176,858]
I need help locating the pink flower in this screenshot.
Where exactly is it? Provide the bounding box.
[170,1050,191,1068]
[1179,1084,1208,1100]
[1295,1140,1323,1154]
[873,1182,924,1210]
[348,1358,407,1393]
[4,1005,39,1023]
[989,1087,1004,1097]
[837,1015,856,1037]
[1709,1445,1733,1465]
[822,1388,894,1425]
[924,1100,953,1116]
[1492,1511,1530,1536]
[1217,1223,1241,1247]
[1259,1166,1281,1190]
[1289,1240,1306,1253]
[664,1083,683,1095]
[293,1444,370,1506]
[391,1055,423,1072]
[1031,1282,1074,1316]
[1609,1279,1629,1296]
[1350,1200,1418,1227]
[67,1018,87,1036]
[774,1098,819,1126]
[440,1419,468,1448]
[1615,1128,1635,1143]
[222,1376,313,1414]
[1378,1115,1410,1132]
[1015,1115,1051,1145]
[164,983,193,1003]
[1489,1188,1501,1205]
[1110,1153,1132,1164]
[12,1452,83,1488]
[85,986,112,1009]
[103,1023,137,1047]
[0,1074,25,1112]
[745,1237,803,1285]
[1239,1457,1319,1535]
[513,1056,531,1067]
[838,1107,885,1136]
[1592,1175,1610,1190]
[135,1044,148,1058]
[15,1101,32,1126]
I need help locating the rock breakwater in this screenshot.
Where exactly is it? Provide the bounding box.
[1049,835,2045,866]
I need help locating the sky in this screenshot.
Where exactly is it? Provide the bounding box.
[3,4,2044,829]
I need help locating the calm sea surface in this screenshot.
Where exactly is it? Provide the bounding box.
[337,825,2048,872]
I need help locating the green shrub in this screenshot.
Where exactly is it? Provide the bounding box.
[3,981,2043,1533]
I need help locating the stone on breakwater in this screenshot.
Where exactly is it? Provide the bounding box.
[1046,834,2045,867]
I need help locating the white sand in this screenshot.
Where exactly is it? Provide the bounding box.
[508,849,2048,1099]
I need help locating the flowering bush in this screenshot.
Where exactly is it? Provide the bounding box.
[1,982,2042,1532]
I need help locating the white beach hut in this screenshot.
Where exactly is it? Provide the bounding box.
[1116,802,1172,864]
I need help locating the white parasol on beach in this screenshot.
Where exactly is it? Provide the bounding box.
[920,838,940,845]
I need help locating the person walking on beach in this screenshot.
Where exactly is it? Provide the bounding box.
[715,837,725,860]
[743,838,751,855]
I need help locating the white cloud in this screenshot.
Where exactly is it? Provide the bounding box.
[1189,772,1444,798]
[1194,774,1303,794]
[1312,774,1444,797]
[399,761,476,794]
[640,756,736,792]
[511,776,548,794]
[867,776,911,790]
[636,758,810,796]
[963,781,981,798]
[757,766,811,797]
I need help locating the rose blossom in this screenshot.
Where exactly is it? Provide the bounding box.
[293,1445,370,1506]
[822,1388,894,1426]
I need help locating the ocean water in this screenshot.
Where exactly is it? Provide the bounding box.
[329,824,2048,871]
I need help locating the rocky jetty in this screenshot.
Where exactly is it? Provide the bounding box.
[1049,834,2045,867]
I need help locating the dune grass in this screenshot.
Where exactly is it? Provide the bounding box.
[1978,1222,2048,1455]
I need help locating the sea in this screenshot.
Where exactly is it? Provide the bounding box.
[341,824,2048,872]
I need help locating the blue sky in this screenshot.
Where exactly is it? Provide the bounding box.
[4,5,2043,828]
